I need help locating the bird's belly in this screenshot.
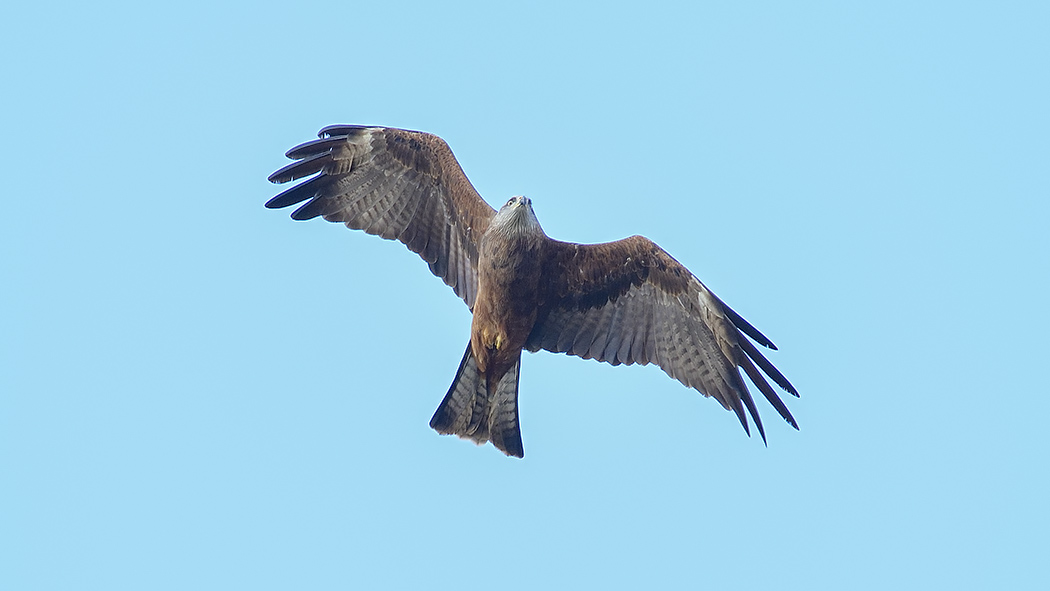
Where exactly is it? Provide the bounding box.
[470,259,542,374]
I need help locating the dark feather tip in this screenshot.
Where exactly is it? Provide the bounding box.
[719,298,778,350]
[265,175,325,209]
[318,124,371,138]
[266,152,329,184]
[290,199,326,221]
[285,136,349,159]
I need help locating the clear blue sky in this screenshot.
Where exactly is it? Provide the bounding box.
[3,1,1047,589]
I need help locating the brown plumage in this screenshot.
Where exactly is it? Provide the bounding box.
[267,125,799,458]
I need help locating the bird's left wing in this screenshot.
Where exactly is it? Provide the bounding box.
[526,235,799,441]
[267,126,496,309]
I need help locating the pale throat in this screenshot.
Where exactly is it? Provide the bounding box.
[491,204,543,239]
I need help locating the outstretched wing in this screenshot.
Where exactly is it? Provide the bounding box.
[267,126,496,309]
[527,235,799,442]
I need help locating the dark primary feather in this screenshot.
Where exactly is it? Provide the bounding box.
[527,235,799,442]
[285,136,350,160]
[267,126,496,309]
[719,295,778,350]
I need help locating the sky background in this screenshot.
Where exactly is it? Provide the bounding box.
[3,1,1048,589]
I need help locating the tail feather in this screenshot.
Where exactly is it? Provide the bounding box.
[489,360,523,458]
[429,343,524,458]
[429,343,487,439]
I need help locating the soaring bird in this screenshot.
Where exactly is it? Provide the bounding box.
[267,125,799,458]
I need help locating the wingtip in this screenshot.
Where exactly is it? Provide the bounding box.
[732,398,751,438]
[290,203,321,221]
[737,383,767,445]
[318,124,348,138]
[317,124,373,138]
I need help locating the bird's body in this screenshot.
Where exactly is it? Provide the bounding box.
[268,125,799,457]
[471,197,545,390]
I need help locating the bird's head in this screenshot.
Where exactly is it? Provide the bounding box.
[501,195,532,211]
[492,195,543,237]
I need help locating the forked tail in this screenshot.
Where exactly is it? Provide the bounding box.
[429,342,524,458]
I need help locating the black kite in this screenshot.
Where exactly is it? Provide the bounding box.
[267,125,799,458]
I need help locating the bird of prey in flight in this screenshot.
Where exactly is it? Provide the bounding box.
[267,125,799,458]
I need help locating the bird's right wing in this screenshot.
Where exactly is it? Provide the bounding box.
[527,236,799,442]
[267,126,496,309]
